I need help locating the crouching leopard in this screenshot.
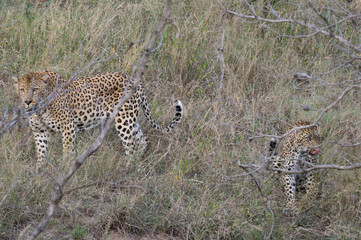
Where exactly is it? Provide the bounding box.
[269,120,320,215]
[13,70,183,172]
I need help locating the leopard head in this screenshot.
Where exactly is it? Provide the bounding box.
[13,71,51,110]
[295,123,320,156]
[282,121,320,158]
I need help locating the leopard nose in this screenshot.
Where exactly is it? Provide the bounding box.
[25,100,32,105]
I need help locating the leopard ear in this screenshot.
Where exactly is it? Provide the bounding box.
[12,76,19,91]
[40,74,50,84]
[12,76,18,84]
[40,74,53,93]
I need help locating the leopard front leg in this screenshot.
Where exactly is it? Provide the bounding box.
[281,173,298,216]
[61,121,76,162]
[33,130,49,173]
[304,153,318,194]
[304,172,316,194]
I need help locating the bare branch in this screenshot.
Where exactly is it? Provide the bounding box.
[238,163,274,240]
[317,140,361,148]
[239,162,361,174]
[218,1,361,54]
[246,85,358,141]
[26,1,173,239]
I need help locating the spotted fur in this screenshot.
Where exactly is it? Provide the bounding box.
[269,120,320,215]
[13,70,183,172]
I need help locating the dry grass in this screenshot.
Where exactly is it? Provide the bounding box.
[1,0,361,239]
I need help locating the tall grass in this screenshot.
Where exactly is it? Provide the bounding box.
[1,0,360,239]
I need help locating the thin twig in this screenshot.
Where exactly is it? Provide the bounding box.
[64,182,144,195]
[0,183,17,208]
[215,12,226,96]
[0,21,18,28]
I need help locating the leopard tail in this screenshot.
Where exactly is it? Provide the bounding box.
[139,86,183,133]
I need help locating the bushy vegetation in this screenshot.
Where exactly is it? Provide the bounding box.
[0,0,360,239]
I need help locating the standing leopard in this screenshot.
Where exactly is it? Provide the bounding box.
[13,70,183,172]
[269,120,320,215]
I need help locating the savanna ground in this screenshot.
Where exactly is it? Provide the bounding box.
[1,0,361,239]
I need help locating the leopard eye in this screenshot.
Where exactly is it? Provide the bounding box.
[20,88,25,92]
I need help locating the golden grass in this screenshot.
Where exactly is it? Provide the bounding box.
[0,0,360,239]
